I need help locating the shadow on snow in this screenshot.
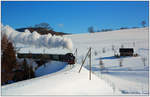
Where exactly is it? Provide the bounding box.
[95,56,131,60]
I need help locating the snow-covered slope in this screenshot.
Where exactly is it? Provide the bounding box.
[67,27,148,54]
[2,27,149,95]
[65,27,149,95]
[35,61,67,77]
[2,64,120,95]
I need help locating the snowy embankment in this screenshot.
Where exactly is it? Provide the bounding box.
[2,63,120,95]
[35,61,67,77]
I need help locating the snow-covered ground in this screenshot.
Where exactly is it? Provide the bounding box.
[2,63,121,95]
[1,27,149,95]
[35,61,67,77]
[66,27,149,95]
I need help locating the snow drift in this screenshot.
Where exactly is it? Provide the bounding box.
[1,24,73,50]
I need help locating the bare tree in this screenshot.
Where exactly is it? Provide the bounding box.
[141,57,147,66]
[97,29,100,32]
[34,22,53,30]
[112,45,115,51]
[101,29,113,32]
[102,48,106,53]
[133,42,136,47]
[114,49,118,57]
[141,20,146,27]
[99,59,104,70]
[88,26,94,33]
[94,50,98,56]
[121,44,124,48]
[120,27,128,30]
[119,58,123,67]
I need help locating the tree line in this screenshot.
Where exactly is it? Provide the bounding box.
[88,20,147,33]
[1,34,35,85]
[16,22,67,36]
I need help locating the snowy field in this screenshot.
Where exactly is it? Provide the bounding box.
[66,27,149,95]
[1,27,149,95]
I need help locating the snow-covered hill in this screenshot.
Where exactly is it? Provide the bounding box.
[66,27,149,95]
[1,27,149,95]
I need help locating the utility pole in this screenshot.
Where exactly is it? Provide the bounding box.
[89,47,92,80]
[76,48,78,63]
[78,47,92,80]
[78,49,90,73]
[74,48,78,63]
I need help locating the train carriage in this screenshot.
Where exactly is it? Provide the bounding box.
[17,53,75,65]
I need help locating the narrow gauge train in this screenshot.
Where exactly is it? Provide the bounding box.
[17,53,75,64]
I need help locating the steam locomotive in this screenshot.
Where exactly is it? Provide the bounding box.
[17,53,75,64]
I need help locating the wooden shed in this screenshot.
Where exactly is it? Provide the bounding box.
[119,48,134,56]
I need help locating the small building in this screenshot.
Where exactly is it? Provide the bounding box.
[119,48,134,56]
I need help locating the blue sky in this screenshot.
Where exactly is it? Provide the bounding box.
[2,1,149,34]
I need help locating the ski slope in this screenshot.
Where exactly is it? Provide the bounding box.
[1,27,149,95]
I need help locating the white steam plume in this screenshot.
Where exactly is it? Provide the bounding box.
[1,24,73,50]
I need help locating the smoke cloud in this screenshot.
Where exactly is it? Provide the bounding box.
[1,24,73,50]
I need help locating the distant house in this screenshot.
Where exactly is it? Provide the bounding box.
[119,48,134,56]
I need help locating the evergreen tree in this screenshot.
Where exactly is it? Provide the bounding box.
[22,59,35,80]
[1,38,17,84]
[2,42,17,71]
[1,34,9,53]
